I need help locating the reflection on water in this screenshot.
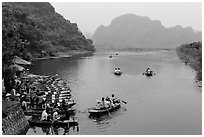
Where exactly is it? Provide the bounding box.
[27,50,201,135]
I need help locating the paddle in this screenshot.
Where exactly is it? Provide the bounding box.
[121,100,127,104]
[106,107,111,117]
[50,120,54,135]
[67,120,70,134]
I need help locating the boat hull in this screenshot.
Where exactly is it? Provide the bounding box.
[24,109,76,116]
[88,103,121,116]
[114,72,122,75]
[145,73,153,76]
[28,120,78,127]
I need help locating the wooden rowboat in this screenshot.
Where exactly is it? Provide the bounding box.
[28,119,78,127]
[114,72,122,75]
[24,108,76,116]
[88,103,121,116]
[144,72,153,76]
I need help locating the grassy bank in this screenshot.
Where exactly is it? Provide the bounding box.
[176,41,202,81]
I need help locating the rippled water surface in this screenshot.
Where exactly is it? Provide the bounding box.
[26,50,201,135]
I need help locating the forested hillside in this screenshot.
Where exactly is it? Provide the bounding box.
[2,2,95,69]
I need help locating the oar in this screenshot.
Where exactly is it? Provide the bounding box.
[67,120,70,135]
[121,100,127,104]
[106,107,111,117]
[50,120,54,135]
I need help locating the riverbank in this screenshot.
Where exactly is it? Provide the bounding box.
[33,50,94,60]
[176,41,202,82]
[96,48,174,52]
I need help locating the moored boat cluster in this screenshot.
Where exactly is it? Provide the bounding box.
[3,73,79,134]
[27,74,79,133]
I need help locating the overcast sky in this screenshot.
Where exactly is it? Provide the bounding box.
[51,2,202,34]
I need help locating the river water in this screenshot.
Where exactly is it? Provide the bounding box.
[26,50,201,135]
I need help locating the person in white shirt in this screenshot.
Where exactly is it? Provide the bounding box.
[101,97,108,109]
[21,100,27,111]
[146,68,151,73]
[114,68,118,73]
[105,97,112,108]
[41,108,49,121]
[111,94,116,104]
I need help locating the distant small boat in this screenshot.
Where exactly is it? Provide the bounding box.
[145,73,153,76]
[143,71,154,76]
[114,67,122,75]
[109,55,112,58]
[114,71,122,75]
[116,53,118,55]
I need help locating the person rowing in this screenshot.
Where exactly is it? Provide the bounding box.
[101,97,108,109]
[111,94,116,104]
[105,97,111,108]
[117,68,121,73]
[114,68,118,73]
[53,108,61,121]
[106,97,114,108]
[146,68,151,74]
[144,68,155,76]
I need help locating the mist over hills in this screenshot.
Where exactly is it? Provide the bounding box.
[92,14,202,50]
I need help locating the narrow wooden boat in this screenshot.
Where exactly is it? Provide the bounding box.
[88,103,121,116]
[114,71,122,75]
[57,102,76,109]
[145,73,153,76]
[24,108,76,116]
[143,72,154,76]
[28,119,78,127]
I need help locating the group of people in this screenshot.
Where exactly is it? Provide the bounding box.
[95,94,120,110]
[40,102,74,122]
[3,73,44,111]
[4,76,31,101]
[114,68,121,74]
[41,107,62,121]
[146,68,152,74]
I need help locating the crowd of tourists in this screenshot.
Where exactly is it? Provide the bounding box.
[95,94,120,109]
[3,70,75,122]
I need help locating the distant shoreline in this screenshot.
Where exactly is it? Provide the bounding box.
[95,48,175,52]
[32,48,174,60]
[33,50,94,60]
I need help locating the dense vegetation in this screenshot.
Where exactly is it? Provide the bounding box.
[2,2,95,70]
[176,41,202,81]
[93,14,202,50]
